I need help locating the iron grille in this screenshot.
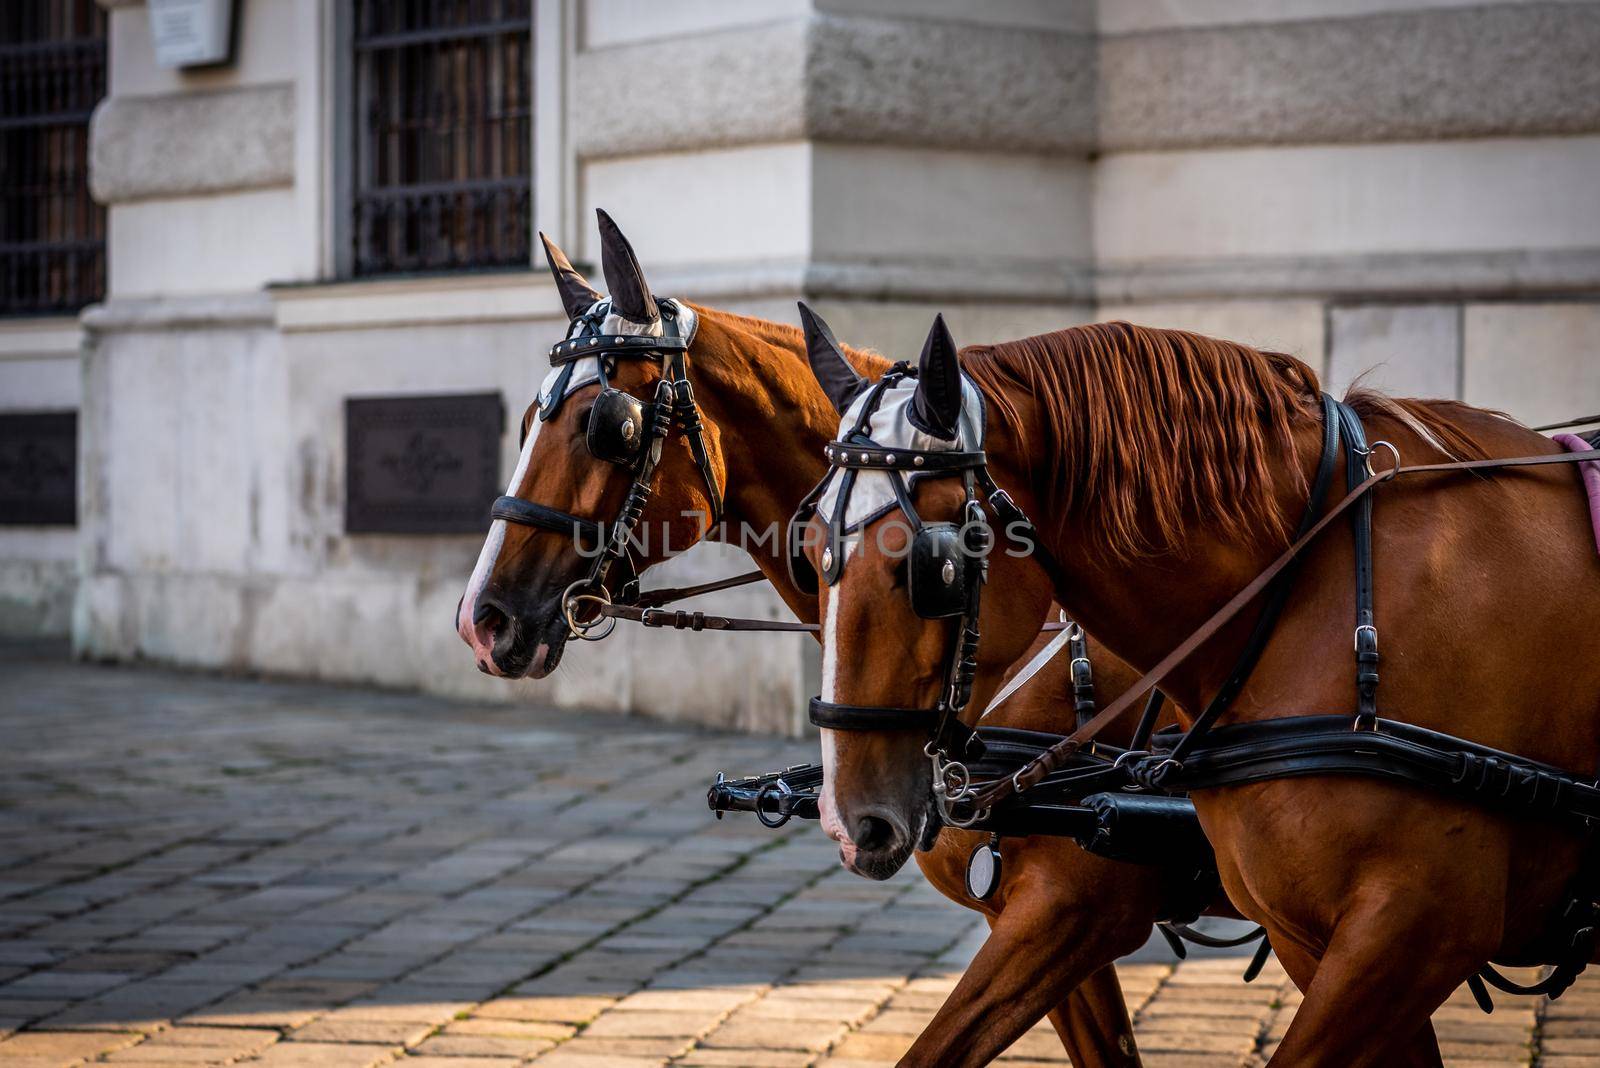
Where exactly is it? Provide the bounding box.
[0,2,107,316]
[351,0,533,277]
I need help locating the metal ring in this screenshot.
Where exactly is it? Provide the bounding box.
[1365,439,1401,482]
[941,760,972,800]
[561,580,617,642]
[754,780,794,828]
[943,805,988,830]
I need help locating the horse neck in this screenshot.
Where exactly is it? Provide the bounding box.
[687,308,870,625]
[979,378,1327,714]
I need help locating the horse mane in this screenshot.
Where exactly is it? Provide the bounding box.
[962,321,1484,562]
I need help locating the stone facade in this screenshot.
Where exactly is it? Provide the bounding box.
[1,0,1595,733]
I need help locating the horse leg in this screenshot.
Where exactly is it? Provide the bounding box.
[897,900,1142,1068]
[1263,905,1479,1068]
[1384,1024,1445,1068]
[1045,964,1140,1068]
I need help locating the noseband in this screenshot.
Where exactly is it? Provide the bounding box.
[489,298,724,639]
[796,364,1054,822]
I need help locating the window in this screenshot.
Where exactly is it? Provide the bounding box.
[0,2,107,316]
[350,0,533,277]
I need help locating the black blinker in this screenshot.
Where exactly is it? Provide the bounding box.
[909,523,967,619]
[587,388,649,467]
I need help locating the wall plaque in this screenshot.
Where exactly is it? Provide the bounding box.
[0,411,77,526]
[148,0,237,69]
[345,392,504,535]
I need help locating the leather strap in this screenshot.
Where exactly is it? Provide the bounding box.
[1070,627,1096,730]
[824,443,988,471]
[1166,393,1344,767]
[1534,414,1600,432]
[605,604,816,633]
[549,332,688,363]
[810,695,937,731]
[628,569,769,610]
[490,496,602,543]
[969,445,1600,813]
[1335,403,1380,727]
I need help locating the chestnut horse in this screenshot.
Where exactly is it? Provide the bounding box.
[806,312,1600,1066]
[457,213,1246,1066]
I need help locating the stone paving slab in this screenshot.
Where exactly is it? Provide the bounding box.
[0,645,1582,1066]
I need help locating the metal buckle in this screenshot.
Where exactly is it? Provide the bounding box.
[1353,624,1378,652]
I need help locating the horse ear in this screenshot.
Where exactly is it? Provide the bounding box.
[797,302,866,414]
[539,232,603,320]
[910,313,962,440]
[595,209,658,326]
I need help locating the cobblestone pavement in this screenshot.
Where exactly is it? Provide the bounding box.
[0,645,1589,1067]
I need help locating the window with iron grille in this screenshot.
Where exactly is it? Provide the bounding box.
[0,2,107,316]
[351,0,533,277]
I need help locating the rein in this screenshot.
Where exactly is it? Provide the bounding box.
[964,442,1600,817]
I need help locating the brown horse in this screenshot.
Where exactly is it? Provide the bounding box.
[457,214,1251,1066]
[806,313,1600,1066]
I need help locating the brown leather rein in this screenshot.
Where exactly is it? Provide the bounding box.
[966,444,1600,815]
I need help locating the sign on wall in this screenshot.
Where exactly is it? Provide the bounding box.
[345,393,504,535]
[148,0,237,69]
[0,412,77,526]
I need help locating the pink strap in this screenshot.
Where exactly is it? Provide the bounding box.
[1553,433,1600,557]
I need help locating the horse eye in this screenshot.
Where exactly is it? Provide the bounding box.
[575,407,591,434]
[891,558,908,590]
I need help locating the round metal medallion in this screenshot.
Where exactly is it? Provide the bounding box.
[965,841,1001,901]
[822,547,834,572]
[940,559,957,585]
[620,417,637,444]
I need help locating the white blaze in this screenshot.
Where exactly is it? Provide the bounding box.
[456,418,543,641]
[817,544,855,863]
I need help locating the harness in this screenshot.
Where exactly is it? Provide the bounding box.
[800,364,1600,1004]
[489,297,726,639]
[794,362,1054,771]
[706,739,1272,978]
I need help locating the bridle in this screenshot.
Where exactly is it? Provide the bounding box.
[489,297,724,640]
[794,362,1054,825]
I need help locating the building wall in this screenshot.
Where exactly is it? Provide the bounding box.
[0,320,81,636]
[2,0,1593,730]
[1092,0,1600,400]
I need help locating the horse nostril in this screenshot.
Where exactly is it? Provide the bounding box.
[474,600,508,633]
[854,815,897,853]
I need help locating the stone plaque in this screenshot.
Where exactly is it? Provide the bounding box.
[148,0,236,69]
[345,392,504,535]
[0,411,77,526]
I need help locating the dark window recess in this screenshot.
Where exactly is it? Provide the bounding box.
[346,392,505,534]
[0,411,77,525]
[0,2,107,316]
[351,0,533,276]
